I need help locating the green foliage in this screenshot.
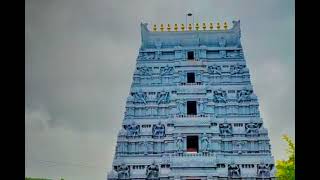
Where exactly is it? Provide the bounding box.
[276,135,295,180]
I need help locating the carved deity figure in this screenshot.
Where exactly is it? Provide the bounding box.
[213,89,227,103]
[227,50,240,58]
[237,88,253,102]
[137,66,152,76]
[176,99,185,115]
[198,100,207,114]
[126,121,140,136]
[219,37,227,47]
[111,168,118,178]
[234,141,245,154]
[245,123,259,135]
[208,65,222,75]
[219,123,232,135]
[157,91,170,104]
[201,133,210,151]
[179,71,186,83]
[219,50,226,58]
[133,90,147,104]
[117,163,130,179]
[152,122,165,138]
[196,71,201,82]
[142,140,148,155]
[239,50,244,57]
[146,161,159,178]
[176,135,184,152]
[139,52,155,60]
[257,163,270,177]
[228,163,241,177]
[155,50,161,60]
[160,65,173,76]
[230,64,245,75]
[155,40,162,49]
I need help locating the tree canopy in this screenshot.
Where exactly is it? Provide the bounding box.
[275,135,295,180]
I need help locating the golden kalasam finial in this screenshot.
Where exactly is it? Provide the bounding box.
[167,24,171,31]
[188,23,192,31]
[202,22,206,30]
[224,22,228,30]
[153,24,157,31]
[217,22,221,30]
[195,23,199,30]
[181,24,185,31]
[174,24,178,31]
[209,22,213,30]
[160,24,164,31]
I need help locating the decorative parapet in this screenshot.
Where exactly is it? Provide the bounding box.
[149,22,235,32]
[140,20,241,49]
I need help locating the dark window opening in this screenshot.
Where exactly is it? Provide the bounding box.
[187,101,197,115]
[187,73,195,83]
[187,51,194,60]
[187,136,199,152]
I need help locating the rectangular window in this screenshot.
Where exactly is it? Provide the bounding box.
[187,101,197,115]
[187,51,194,60]
[187,73,195,83]
[187,136,199,152]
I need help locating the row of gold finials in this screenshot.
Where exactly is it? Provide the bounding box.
[152,22,229,31]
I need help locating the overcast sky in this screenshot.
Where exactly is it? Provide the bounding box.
[25,0,294,179]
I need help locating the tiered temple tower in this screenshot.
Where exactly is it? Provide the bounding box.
[107,20,275,180]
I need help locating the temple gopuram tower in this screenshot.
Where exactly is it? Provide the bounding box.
[107,20,275,180]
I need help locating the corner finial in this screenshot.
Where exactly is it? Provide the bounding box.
[140,22,149,32]
[232,20,241,37]
[140,22,149,49]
